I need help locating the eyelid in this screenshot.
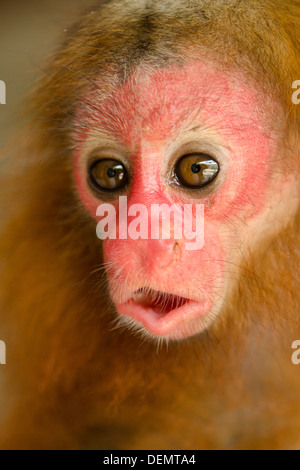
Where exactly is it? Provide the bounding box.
[86,146,131,170]
[164,140,225,176]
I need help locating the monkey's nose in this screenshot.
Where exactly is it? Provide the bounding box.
[141,237,182,270]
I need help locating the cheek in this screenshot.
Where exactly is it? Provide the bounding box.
[211,136,273,220]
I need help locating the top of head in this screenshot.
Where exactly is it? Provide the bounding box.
[32,0,300,141]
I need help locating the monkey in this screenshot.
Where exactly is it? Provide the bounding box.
[0,0,300,450]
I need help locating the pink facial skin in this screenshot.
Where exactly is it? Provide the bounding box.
[73,58,282,340]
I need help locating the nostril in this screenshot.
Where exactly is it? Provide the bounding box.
[145,238,180,269]
[173,240,182,255]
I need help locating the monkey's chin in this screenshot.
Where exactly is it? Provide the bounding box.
[116,292,212,340]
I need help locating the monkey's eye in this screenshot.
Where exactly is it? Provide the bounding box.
[174,154,219,189]
[89,159,128,192]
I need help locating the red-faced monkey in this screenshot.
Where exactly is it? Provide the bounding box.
[0,0,300,450]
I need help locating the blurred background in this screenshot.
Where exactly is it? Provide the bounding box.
[0,0,95,148]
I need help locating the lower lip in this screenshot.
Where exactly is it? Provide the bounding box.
[116,299,211,339]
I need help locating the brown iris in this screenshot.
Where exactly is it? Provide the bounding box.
[89,159,128,192]
[175,153,219,189]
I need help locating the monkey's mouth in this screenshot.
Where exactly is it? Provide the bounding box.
[131,288,190,316]
[116,287,210,338]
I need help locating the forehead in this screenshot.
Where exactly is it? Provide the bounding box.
[77,59,274,147]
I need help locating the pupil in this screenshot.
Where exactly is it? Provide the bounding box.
[191,163,201,174]
[107,168,116,178]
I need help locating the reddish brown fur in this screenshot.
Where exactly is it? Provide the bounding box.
[1,0,300,449]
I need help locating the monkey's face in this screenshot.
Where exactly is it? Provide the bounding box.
[73,59,298,341]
